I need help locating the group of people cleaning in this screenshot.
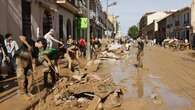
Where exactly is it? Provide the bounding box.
[0,29,94,99]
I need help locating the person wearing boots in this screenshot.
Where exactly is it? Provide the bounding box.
[137,38,144,68]
[35,38,58,88]
[15,36,34,100]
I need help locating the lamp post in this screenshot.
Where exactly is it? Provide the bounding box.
[106,0,117,38]
[86,0,91,61]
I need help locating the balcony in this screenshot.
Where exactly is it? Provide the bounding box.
[184,21,190,26]
[56,0,79,14]
[68,0,75,6]
[175,21,180,27]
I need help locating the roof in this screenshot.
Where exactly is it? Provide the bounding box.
[144,11,156,16]
[157,6,191,23]
[171,6,190,16]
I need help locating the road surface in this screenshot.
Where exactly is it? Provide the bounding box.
[0,46,195,110]
[98,46,195,110]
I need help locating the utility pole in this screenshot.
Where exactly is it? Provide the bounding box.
[106,0,109,38]
[86,0,91,61]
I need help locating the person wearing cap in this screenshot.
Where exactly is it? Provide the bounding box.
[44,29,63,48]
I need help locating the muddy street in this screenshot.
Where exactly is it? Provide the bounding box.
[2,0,195,109]
[98,46,195,110]
[1,45,195,110]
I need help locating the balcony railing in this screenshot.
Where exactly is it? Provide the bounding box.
[56,0,79,14]
[56,0,88,16]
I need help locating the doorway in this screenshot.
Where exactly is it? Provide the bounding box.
[59,15,63,40]
[186,30,190,41]
[66,19,71,38]
[43,10,52,35]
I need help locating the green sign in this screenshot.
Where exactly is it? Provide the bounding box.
[80,18,88,29]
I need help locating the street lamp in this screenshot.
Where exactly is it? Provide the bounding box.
[107,1,117,8]
[86,0,91,61]
[115,15,119,19]
[106,0,117,38]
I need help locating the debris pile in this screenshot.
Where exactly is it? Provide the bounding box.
[33,40,133,110]
[34,58,123,110]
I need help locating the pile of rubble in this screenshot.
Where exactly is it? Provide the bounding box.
[33,58,123,110]
[31,40,133,110]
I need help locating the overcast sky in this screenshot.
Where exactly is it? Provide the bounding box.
[101,0,192,35]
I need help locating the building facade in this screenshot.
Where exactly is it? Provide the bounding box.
[157,0,195,47]
[165,7,191,41]
[0,0,88,43]
[157,17,167,44]
[146,5,195,47]
[89,0,106,38]
[0,0,114,42]
[106,17,114,37]
[108,15,118,36]
[139,11,171,39]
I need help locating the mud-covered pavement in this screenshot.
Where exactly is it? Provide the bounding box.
[99,47,195,110]
[142,47,195,110]
[1,46,195,110]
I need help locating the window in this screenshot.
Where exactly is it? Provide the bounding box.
[187,13,190,24]
[22,0,31,38]
[184,14,185,22]
[59,15,63,39]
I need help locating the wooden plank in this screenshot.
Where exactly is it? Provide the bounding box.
[86,95,101,110]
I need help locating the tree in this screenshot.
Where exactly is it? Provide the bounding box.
[128,25,139,39]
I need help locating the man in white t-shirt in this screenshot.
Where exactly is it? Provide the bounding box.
[5,33,19,58]
[44,29,63,48]
[4,33,19,73]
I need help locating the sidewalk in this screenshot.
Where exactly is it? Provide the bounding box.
[0,89,47,110]
[0,66,46,110]
[0,58,100,110]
